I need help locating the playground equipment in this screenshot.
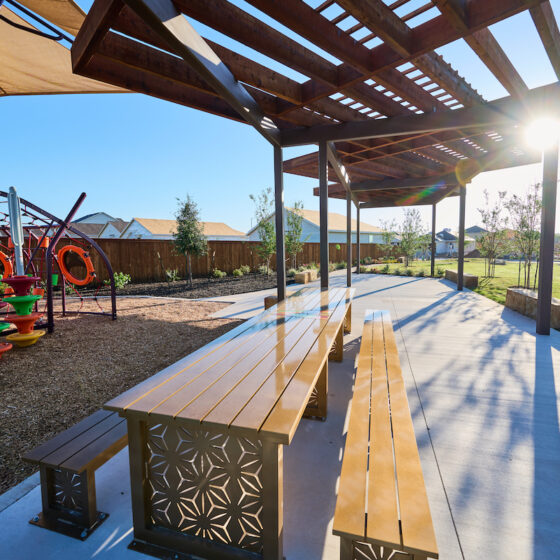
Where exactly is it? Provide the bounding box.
[0,187,117,353]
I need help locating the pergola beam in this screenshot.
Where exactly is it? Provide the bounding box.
[531,1,560,80]
[327,143,359,206]
[281,82,560,146]
[351,172,458,193]
[121,0,281,146]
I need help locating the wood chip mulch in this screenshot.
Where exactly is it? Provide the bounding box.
[0,297,241,494]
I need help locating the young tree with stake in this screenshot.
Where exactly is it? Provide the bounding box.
[250,188,276,275]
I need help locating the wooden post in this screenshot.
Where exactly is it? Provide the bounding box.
[355,205,361,274]
[319,141,329,290]
[431,203,436,277]
[346,191,352,287]
[274,145,286,302]
[457,185,466,291]
[537,138,559,335]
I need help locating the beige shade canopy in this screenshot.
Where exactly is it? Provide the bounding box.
[0,3,127,96]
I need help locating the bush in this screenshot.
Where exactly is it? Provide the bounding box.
[165,268,180,282]
[233,268,243,277]
[258,265,270,275]
[287,268,297,278]
[405,268,414,276]
[212,268,227,278]
[361,256,373,265]
[381,264,390,274]
[104,271,131,289]
[329,262,336,272]
[240,264,251,275]
[307,262,319,270]
[335,261,346,270]
[393,268,402,276]
[65,283,76,295]
[416,269,425,277]
[359,266,368,273]
[437,266,445,277]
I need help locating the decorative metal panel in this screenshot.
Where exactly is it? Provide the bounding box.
[52,469,85,512]
[146,422,264,554]
[354,541,411,560]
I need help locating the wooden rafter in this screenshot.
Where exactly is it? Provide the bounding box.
[530,1,560,80]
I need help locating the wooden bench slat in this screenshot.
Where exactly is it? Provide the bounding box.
[381,311,438,558]
[257,289,352,443]
[23,410,114,465]
[203,290,344,431]
[104,288,321,413]
[39,412,125,471]
[149,291,327,420]
[61,420,128,473]
[366,312,401,548]
[332,307,373,540]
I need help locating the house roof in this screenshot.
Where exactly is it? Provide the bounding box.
[99,219,130,235]
[69,222,106,237]
[436,230,475,242]
[131,218,245,237]
[247,208,383,236]
[465,225,488,234]
[74,212,116,223]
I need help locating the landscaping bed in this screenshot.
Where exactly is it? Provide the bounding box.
[0,297,241,494]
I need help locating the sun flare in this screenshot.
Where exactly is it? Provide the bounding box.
[525,117,560,151]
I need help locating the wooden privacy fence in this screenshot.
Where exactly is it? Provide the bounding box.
[1,238,388,284]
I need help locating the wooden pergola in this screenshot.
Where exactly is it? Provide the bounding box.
[71,0,560,335]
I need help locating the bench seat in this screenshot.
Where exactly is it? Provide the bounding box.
[334,310,438,560]
[23,409,128,540]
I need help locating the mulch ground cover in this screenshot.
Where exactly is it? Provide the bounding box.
[0,297,241,494]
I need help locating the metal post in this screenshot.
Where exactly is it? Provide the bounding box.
[431,203,436,277]
[319,141,329,290]
[346,191,352,287]
[355,205,361,274]
[457,185,466,291]
[274,145,286,302]
[537,138,559,335]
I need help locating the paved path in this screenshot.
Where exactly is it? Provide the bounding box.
[2,272,559,559]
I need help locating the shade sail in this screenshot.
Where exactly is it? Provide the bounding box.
[18,0,86,36]
[0,6,126,96]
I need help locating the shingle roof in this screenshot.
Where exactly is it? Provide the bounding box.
[296,208,382,234]
[132,218,245,237]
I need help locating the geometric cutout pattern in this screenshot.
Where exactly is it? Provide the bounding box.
[307,385,319,409]
[354,541,412,560]
[146,422,264,554]
[52,469,85,512]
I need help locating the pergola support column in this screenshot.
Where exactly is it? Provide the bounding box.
[355,205,360,274]
[274,145,286,302]
[346,191,352,287]
[536,139,559,335]
[457,185,466,291]
[319,141,329,290]
[431,203,436,277]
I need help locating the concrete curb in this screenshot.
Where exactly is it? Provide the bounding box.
[0,472,40,513]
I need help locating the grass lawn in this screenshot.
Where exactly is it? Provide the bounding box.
[366,258,560,305]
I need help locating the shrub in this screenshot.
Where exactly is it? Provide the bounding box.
[359,266,368,273]
[381,264,390,274]
[212,268,227,278]
[233,268,243,277]
[258,265,269,275]
[287,268,297,278]
[165,268,180,282]
[104,271,131,289]
[335,261,346,270]
[416,269,425,277]
[329,262,336,272]
[436,266,445,277]
[372,268,380,274]
[393,268,402,276]
[65,283,76,295]
[361,256,373,265]
[405,268,414,276]
[240,264,251,275]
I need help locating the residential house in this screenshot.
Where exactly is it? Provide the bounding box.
[465,225,488,240]
[435,228,476,256]
[99,220,130,238]
[120,218,247,241]
[246,208,395,244]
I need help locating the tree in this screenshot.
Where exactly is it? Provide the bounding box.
[173,195,207,287]
[285,201,306,269]
[249,187,276,274]
[380,219,397,259]
[395,209,427,266]
[477,189,509,278]
[505,183,541,289]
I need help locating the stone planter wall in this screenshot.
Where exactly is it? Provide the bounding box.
[444,269,479,289]
[505,288,560,328]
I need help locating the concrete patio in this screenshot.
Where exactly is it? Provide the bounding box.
[1,272,559,560]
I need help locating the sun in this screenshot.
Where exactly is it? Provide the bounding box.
[525,117,560,151]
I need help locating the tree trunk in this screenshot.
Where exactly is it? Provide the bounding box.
[187,252,192,287]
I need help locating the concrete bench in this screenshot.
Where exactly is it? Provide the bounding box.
[445,269,478,288]
[334,310,438,560]
[23,410,127,540]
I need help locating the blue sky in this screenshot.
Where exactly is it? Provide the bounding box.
[2,0,560,234]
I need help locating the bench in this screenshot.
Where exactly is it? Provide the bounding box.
[444,269,478,288]
[104,287,353,560]
[23,409,128,540]
[334,310,438,560]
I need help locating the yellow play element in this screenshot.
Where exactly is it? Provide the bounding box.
[6,330,46,347]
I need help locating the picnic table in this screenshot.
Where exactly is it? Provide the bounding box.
[105,286,353,560]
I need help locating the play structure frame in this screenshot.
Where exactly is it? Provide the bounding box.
[0,190,117,333]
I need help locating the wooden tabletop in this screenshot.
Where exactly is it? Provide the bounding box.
[105,287,353,444]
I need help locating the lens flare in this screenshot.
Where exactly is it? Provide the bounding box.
[525,118,559,151]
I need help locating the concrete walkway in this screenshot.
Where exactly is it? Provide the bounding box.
[1,272,559,559]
